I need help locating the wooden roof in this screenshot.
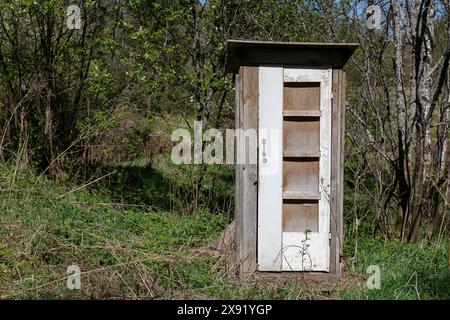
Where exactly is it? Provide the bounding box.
[227,39,359,73]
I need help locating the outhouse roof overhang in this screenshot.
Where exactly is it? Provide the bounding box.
[227,39,359,73]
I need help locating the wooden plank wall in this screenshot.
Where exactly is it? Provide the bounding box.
[330,68,346,276]
[339,71,346,275]
[235,66,258,276]
[234,70,243,275]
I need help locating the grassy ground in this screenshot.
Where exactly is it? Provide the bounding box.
[0,163,448,299]
[341,238,450,299]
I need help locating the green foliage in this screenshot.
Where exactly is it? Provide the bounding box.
[0,0,339,177]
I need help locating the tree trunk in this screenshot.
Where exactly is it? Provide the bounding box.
[392,0,411,241]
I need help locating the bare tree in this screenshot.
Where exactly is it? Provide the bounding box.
[343,0,449,242]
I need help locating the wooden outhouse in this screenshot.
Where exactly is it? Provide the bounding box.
[227,40,358,276]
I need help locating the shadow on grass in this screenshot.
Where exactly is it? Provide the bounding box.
[98,164,176,211]
[84,161,234,215]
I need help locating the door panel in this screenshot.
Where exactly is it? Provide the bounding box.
[257,67,331,272]
[257,66,283,271]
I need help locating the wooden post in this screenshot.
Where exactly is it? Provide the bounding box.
[235,66,258,277]
[330,68,346,276]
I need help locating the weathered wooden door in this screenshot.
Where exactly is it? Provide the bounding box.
[258,67,332,272]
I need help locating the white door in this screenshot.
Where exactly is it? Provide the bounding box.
[258,67,332,272]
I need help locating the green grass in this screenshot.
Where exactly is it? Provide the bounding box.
[0,165,230,298]
[0,164,448,299]
[341,238,450,299]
